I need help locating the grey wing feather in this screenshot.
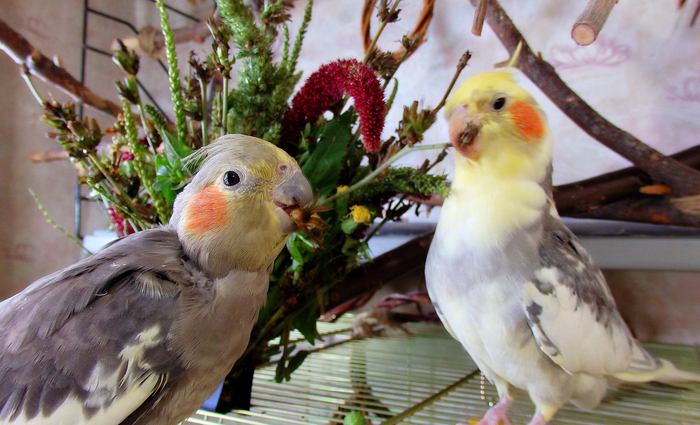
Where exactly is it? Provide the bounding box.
[522,207,659,376]
[0,228,198,423]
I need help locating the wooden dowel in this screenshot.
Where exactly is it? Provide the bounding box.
[472,0,488,36]
[572,0,617,45]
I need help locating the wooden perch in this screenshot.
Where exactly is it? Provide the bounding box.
[0,18,123,118]
[472,0,489,36]
[474,0,700,198]
[554,145,700,216]
[572,0,616,45]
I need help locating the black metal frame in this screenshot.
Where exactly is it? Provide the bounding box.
[75,0,201,239]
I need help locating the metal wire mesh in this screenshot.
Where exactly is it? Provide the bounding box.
[183,316,700,425]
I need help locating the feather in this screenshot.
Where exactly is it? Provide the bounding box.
[0,135,314,425]
[426,71,700,425]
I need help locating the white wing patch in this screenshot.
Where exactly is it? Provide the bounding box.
[12,325,169,425]
[523,269,634,376]
[10,375,160,425]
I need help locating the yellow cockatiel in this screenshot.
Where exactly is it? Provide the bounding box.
[425,71,700,425]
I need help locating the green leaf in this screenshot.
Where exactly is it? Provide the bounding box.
[284,350,309,379]
[285,233,305,272]
[158,127,192,167]
[291,303,320,345]
[153,177,172,191]
[301,110,353,197]
[274,349,309,383]
[153,154,177,204]
[341,217,358,234]
[343,411,365,425]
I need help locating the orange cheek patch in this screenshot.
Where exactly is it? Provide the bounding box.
[183,185,229,236]
[510,100,545,142]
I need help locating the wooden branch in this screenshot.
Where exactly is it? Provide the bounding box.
[554,145,700,215]
[572,0,616,45]
[0,18,122,118]
[30,148,68,163]
[476,0,700,197]
[472,0,489,36]
[571,195,700,227]
[324,232,433,311]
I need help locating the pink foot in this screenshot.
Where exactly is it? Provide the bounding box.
[463,397,513,425]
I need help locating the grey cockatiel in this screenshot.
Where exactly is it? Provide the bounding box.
[0,135,314,425]
[425,71,700,425]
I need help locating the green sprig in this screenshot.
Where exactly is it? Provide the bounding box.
[155,0,187,147]
[289,0,313,72]
[120,99,169,222]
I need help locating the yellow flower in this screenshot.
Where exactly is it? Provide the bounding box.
[336,185,349,193]
[348,205,372,224]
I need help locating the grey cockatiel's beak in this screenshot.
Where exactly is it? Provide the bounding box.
[272,169,314,234]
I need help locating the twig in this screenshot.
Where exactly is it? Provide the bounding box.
[476,0,700,197]
[320,143,448,205]
[431,51,471,115]
[362,0,434,63]
[29,189,92,255]
[21,65,43,105]
[471,0,488,36]
[30,148,67,163]
[0,18,123,118]
[362,0,403,64]
[572,0,617,45]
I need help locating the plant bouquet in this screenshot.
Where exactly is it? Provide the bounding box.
[34,0,467,409]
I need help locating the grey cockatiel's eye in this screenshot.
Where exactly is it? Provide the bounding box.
[223,170,241,187]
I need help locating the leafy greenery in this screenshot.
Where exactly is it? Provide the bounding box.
[37,0,465,398]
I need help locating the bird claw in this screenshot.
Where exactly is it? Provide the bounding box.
[474,397,514,425]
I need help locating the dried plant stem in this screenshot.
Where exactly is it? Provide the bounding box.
[381,50,409,91]
[572,0,616,45]
[476,0,700,197]
[199,77,209,146]
[321,142,448,205]
[222,77,229,135]
[20,66,43,105]
[431,51,472,115]
[87,153,145,230]
[362,0,402,64]
[29,189,92,255]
